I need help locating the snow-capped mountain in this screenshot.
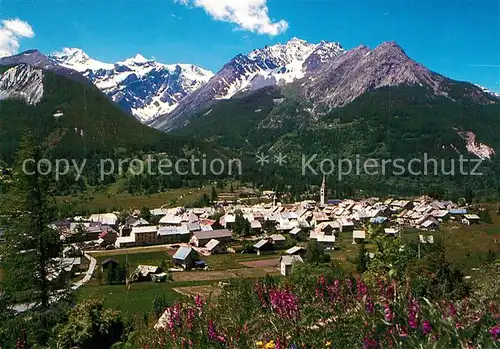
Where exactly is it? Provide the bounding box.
[49,48,214,122]
[0,64,44,105]
[150,37,344,130]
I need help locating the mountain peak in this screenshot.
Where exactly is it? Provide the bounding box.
[121,53,151,66]
[287,37,308,44]
[51,48,91,65]
[375,41,406,54]
[20,49,43,56]
[132,53,149,63]
[49,48,113,72]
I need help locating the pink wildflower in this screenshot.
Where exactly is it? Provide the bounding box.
[422,320,431,335]
[365,296,374,314]
[208,320,217,340]
[269,288,300,319]
[384,303,394,322]
[489,325,500,340]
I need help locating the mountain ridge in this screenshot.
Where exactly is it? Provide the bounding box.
[48,48,214,122]
[149,37,345,131]
[3,39,499,132]
[150,39,497,131]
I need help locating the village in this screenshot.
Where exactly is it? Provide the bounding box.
[39,177,484,288]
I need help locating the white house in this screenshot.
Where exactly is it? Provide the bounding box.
[317,235,335,250]
[279,255,303,276]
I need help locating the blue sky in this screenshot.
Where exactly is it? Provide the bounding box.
[2,0,500,91]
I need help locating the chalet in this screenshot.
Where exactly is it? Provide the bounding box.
[353,210,372,222]
[338,218,355,232]
[199,219,217,231]
[279,255,304,276]
[101,258,119,273]
[449,208,467,215]
[463,214,480,225]
[384,228,399,236]
[391,200,414,211]
[315,221,340,236]
[430,210,449,221]
[270,234,286,248]
[158,226,190,244]
[182,211,200,224]
[190,229,232,247]
[159,215,182,226]
[370,216,388,225]
[352,230,366,244]
[284,246,306,256]
[253,212,265,223]
[289,227,307,241]
[317,235,335,250]
[187,222,201,232]
[251,220,262,232]
[312,212,330,226]
[205,239,226,254]
[254,239,274,255]
[221,213,236,228]
[130,265,162,282]
[89,213,119,227]
[69,223,103,241]
[115,236,136,248]
[132,226,159,245]
[51,257,82,280]
[277,219,295,232]
[420,218,440,231]
[172,247,199,269]
[130,218,150,227]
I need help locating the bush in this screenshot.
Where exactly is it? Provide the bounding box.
[56,300,125,349]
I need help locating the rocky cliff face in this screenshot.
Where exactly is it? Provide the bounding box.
[302,42,448,112]
[0,49,88,84]
[0,64,44,105]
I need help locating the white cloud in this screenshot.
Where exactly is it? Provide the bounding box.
[175,0,288,36]
[0,18,35,57]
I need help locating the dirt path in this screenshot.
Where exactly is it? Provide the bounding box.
[172,267,279,282]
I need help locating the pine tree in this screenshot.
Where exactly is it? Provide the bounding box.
[0,134,63,309]
[211,186,218,203]
[355,241,369,273]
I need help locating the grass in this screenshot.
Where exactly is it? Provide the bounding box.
[89,245,171,258]
[90,246,290,271]
[76,280,215,317]
[57,187,211,213]
[92,251,171,271]
[484,227,500,235]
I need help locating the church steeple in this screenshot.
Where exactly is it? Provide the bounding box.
[320,175,326,205]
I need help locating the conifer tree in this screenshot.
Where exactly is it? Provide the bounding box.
[0,134,63,309]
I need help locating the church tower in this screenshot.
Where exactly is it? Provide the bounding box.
[320,175,326,205]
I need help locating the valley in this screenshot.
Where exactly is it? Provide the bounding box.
[0,17,499,348]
